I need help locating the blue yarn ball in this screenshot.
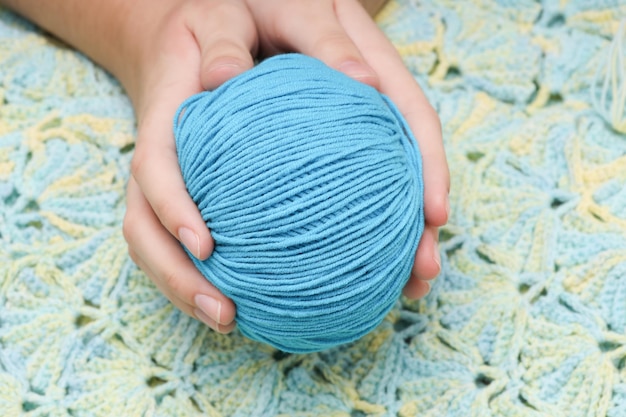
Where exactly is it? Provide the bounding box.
[174,54,424,353]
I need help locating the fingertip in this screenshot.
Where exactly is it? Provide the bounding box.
[201,56,253,90]
[178,226,214,260]
[337,60,380,89]
[424,190,450,227]
[193,292,236,324]
[197,227,215,260]
[402,278,431,300]
[194,307,237,334]
[218,297,237,324]
[217,321,238,334]
[194,291,236,332]
[412,226,441,280]
[413,258,440,282]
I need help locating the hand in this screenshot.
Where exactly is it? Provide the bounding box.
[245,0,450,298]
[123,0,449,336]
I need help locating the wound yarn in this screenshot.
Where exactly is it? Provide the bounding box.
[174,53,424,353]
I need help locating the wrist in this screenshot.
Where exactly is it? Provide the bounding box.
[112,1,184,110]
[0,0,168,111]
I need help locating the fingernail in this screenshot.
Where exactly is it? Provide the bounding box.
[194,307,222,332]
[423,280,432,297]
[433,244,441,271]
[338,60,376,82]
[178,227,200,258]
[208,62,243,74]
[195,294,222,324]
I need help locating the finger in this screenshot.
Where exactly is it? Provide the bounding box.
[408,106,449,228]
[335,0,450,227]
[129,31,214,260]
[132,250,237,334]
[417,108,450,228]
[402,278,431,300]
[411,225,441,281]
[189,0,257,90]
[194,308,238,334]
[248,0,379,88]
[123,177,237,332]
[128,247,195,317]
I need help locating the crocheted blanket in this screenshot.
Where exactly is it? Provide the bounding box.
[1,1,625,416]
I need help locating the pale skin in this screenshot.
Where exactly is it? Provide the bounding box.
[2,0,450,333]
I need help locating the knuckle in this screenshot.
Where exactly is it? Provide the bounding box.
[210,0,246,20]
[122,211,136,245]
[425,104,442,130]
[403,102,441,134]
[162,269,184,295]
[129,149,148,181]
[152,198,177,226]
[195,0,254,37]
[127,248,139,264]
[312,31,358,59]
[271,2,333,43]
[272,4,299,32]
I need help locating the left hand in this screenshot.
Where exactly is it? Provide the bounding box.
[245,0,450,298]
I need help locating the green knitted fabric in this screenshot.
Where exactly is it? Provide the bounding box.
[1,1,626,416]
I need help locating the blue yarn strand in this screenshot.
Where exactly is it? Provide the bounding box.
[174,54,424,353]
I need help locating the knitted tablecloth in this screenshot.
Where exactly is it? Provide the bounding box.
[2,1,626,416]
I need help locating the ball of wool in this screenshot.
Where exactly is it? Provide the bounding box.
[174,54,424,353]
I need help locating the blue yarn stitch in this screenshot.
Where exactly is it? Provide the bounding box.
[174,54,424,353]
